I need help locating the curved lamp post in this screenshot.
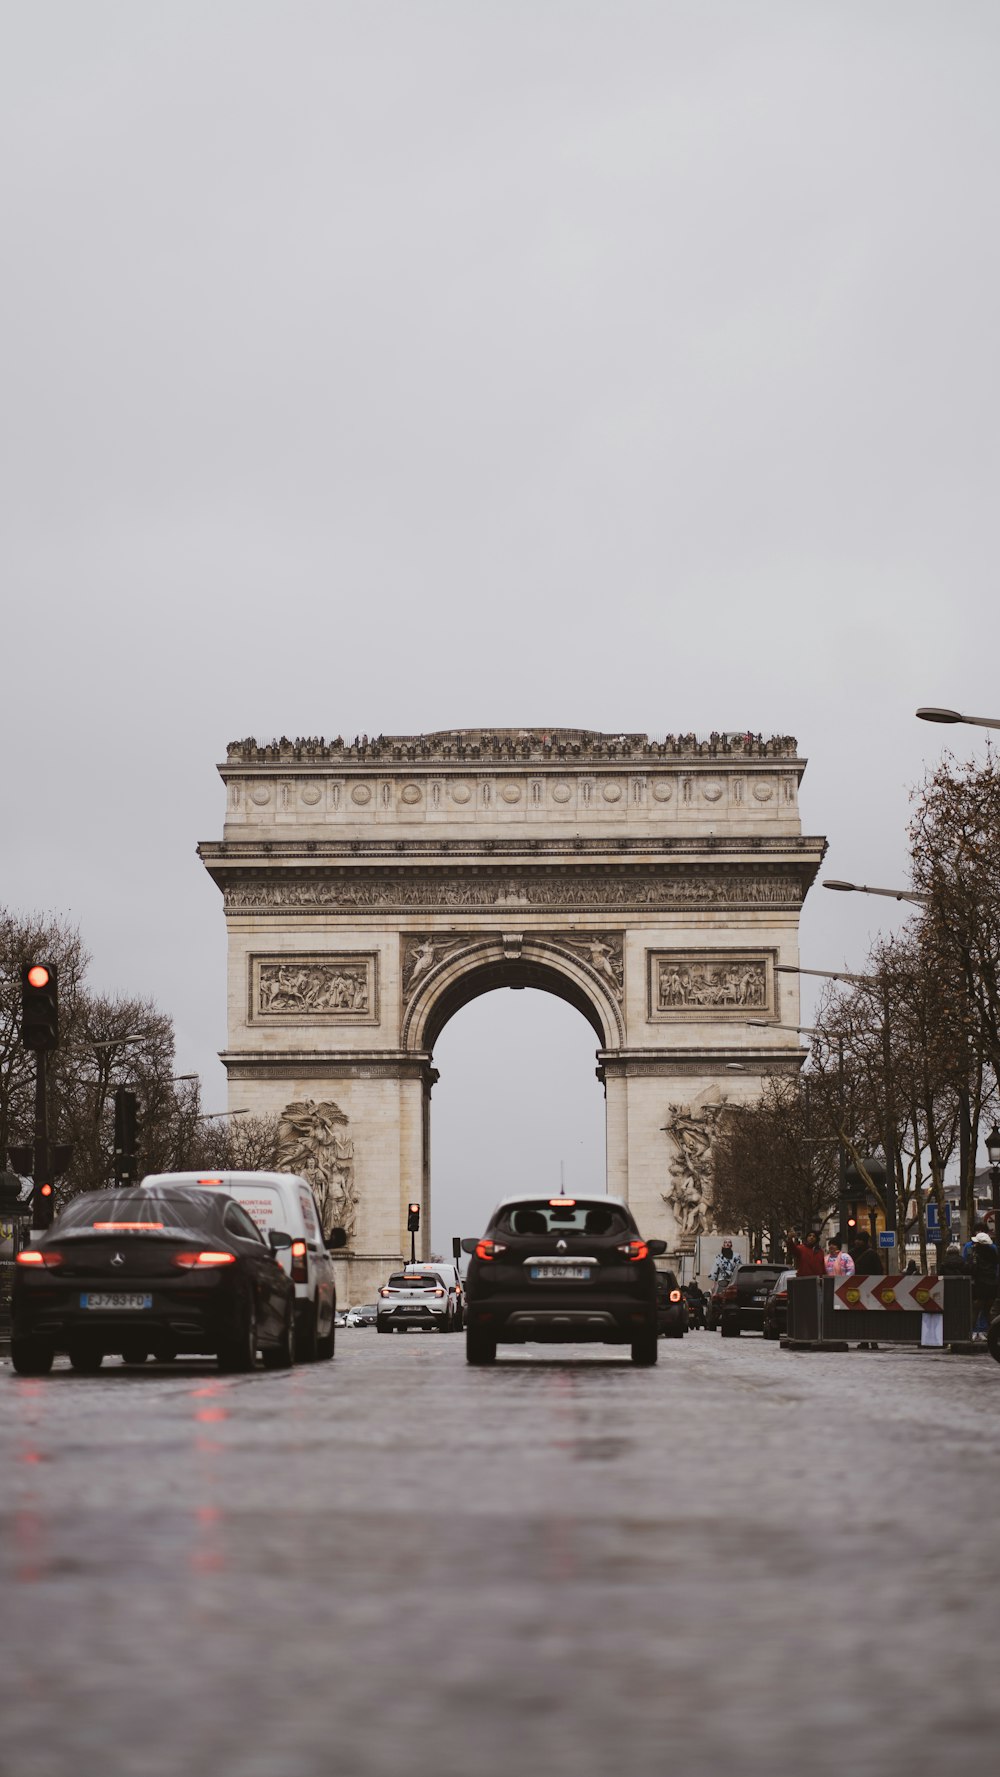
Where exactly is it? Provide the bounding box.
[916,707,1000,732]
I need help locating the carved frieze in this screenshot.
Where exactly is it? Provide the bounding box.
[224,869,804,916]
[273,1098,358,1242]
[249,953,379,1024]
[648,950,775,1022]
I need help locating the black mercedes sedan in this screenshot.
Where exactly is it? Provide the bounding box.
[11,1186,296,1376]
[461,1195,666,1366]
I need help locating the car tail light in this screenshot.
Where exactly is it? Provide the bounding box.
[548,1197,576,1207]
[197,1178,224,1185]
[16,1249,62,1268]
[290,1239,308,1284]
[475,1240,507,1261]
[723,1284,738,1302]
[434,1287,445,1297]
[379,1286,390,1297]
[617,1241,649,1262]
[172,1251,237,1269]
[93,1222,164,1231]
[669,1289,682,1303]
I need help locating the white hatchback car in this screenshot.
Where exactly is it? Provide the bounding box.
[140,1170,346,1361]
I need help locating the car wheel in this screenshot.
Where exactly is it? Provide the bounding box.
[762,1326,779,1341]
[466,1328,496,1365]
[296,1304,319,1363]
[261,1305,295,1370]
[630,1332,659,1366]
[721,1314,741,1338]
[69,1345,104,1373]
[153,1345,178,1364]
[10,1338,54,1376]
[317,1318,336,1358]
[376,1320,391,1334]
[218,1307,257,1373]
[120,1343,149,1365]
[437,1316,451,1333]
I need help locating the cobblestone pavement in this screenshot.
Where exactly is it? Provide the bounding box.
[1,1332,999,1777]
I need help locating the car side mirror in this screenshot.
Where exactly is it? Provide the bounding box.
[326,1226,348,1251]
[646,1239,667,1257]
[268,1229,292,1250]
[460,1237,480,1255]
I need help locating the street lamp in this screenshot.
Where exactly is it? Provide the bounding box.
[986,1123,1000,1231]
[195,1108,250,1123]
[823,878,929,906]
[916,707,1000,732]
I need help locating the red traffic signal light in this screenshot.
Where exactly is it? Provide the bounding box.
[21,962,59,1051]
[407,1202,421,1232]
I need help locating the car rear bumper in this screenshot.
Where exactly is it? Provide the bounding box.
[466,1294,656,1344]
[13,1281,244,1353]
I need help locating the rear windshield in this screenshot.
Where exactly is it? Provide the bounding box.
[58,1190,216,1231]
[388,1273,441,1289]
[737,1267,783,1282]
[492,1199,634,1239]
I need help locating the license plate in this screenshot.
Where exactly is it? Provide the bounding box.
[752,1294,768,1304]
[81,1292,153,1310]
[530,1265,591,1281]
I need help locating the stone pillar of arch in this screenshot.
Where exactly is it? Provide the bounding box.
[199,728,825,1302]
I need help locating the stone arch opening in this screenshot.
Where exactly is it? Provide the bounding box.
[403,939,622,1055]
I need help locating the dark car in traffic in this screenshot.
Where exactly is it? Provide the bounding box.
[461,1194,666,1366]
[761,1268,796,1340]
[718,1263,786,1337]
[11,1186,297,1375]
[655,1269,689,1338]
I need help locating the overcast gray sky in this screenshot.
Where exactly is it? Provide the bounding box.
[4,3,999,1248]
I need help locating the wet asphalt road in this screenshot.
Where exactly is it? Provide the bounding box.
[2,1330,999,1777]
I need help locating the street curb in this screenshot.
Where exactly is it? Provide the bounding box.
[779,1338,850,1352]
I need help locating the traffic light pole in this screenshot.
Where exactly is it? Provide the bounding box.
[32,1049,52,1232]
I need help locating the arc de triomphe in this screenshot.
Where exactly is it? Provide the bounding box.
[199,729,825,1299]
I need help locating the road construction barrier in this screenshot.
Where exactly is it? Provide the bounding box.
[786,1275,972,1348]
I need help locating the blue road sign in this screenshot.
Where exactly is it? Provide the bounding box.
[927,1202,952,1230]
[879,1231,897,1249]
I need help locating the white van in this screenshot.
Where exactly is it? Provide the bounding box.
[140,1170,346,1361]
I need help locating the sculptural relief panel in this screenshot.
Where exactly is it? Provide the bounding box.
[648,950,775,1022]
[249,953,379,1024]
[273,1098,358,1242]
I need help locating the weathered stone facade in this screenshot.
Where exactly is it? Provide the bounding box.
[199,728,825,1300]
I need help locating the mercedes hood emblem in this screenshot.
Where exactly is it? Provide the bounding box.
[111,1252,125,1267]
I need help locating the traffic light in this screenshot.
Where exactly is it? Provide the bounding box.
[33,1176,55,1232]
[114,1088,139,1187]
[20,962,59,1051]
[847,1203,858,1231]
[407,1202,421,1232]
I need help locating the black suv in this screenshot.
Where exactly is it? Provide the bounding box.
[462,1195,666,1366]
[718,1264,786,1337]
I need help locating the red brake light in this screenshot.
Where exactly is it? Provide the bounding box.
[379,1287,390,1297]
[617,1241,649,1262]
[475,1240,507,1261]
[669,1289,682,1303]
[93,1221,164,1231]
[289,1238,308,1283]
[724,1284,738,1301]
[291,1240,307,1257]
[172,1251,237,1269]
[16,1249,62,1268]
[197,1178,224,1186]
[435,1287,445,1297]
[548,1197,576,1207]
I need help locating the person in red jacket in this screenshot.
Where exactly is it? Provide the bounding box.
[786,1228,827,1277]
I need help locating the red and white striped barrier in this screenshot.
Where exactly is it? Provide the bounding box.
[833,1275,943,1313]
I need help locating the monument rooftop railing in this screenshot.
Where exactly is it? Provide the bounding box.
[223,729,801,768]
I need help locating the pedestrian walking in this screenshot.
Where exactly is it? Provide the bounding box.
[939,1241,966,1276]
[708,1240,741,1287]
[965,1230,1000,1338]
[825,1238,855,1278]
[786,1228,826,1277]
[851,1236,884,1276]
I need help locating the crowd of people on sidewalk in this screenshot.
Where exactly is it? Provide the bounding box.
[782,1222,1000,1338]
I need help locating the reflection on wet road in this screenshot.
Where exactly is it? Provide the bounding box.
[2,1335,999,1777]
